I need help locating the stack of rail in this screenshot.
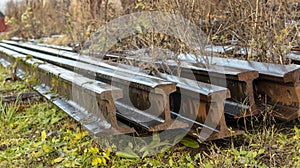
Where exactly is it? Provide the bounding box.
[0,40,243,141]
[1,40,300,142]
[104,52,300,121]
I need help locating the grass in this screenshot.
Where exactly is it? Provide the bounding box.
[1,0,300,167]
[4,0,300,64]
[0,66,299,167]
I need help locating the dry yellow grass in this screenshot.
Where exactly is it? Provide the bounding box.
[2,0,300,63]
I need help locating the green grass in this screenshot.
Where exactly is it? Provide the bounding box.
[0,65,299,168]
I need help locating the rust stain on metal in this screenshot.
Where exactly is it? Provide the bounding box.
[0,43,188,132]
[254,76,300,121]
[162,73,242,140]
[235,70,260,117]
[202,56,300,121]
[0,51,136,135]
[168,63,259,118]
[9,42,300,140]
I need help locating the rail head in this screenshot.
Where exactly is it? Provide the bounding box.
[38,64,124,101]
[205,56,300,83]
[82,82,123,100]
[0,42,177,91]
[5,40,298,84]
[103,54,260,83]
[0,46,124,100]
[159,73,230,101]
[1,40,173,83]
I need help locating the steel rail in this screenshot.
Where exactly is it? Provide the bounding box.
[95,61,244,139]
[104,53,300,121]
[190,55,300,121]
[0,46,136,136]
[0,43,186,131]
[0,42,242,140]
[0,41,259,118]
[102,54,259,118]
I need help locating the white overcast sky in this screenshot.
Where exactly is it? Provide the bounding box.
[0,0,23,13]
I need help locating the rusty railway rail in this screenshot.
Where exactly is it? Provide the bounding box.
[36,42,75,52]
[0,41,155,83]
[0,46,136,135]
[102,54,260,118]
[154,60,259,118]
[288,51,300,64]
[3,40,300,143]
[5,40,300,121]
[194,56,300,121]
[0,41,243,141]
[97,61,242,139]
[0,91,42,106]
[157,73,243,140]
[0,41,259,118]
[0,43,184,132]
[102,53,300,121]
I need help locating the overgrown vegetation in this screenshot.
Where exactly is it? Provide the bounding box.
[2,0,300,63]
[1,0,300,167]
